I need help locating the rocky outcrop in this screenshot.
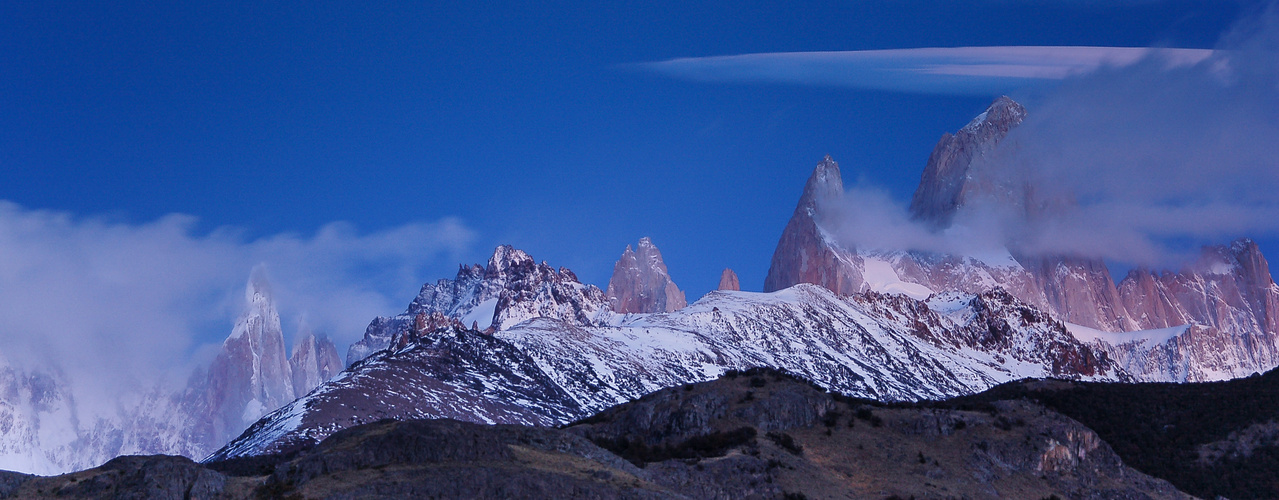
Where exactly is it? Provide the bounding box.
[5,455,229,499]
[606,237,687,314]
[763,155,864,295]
[572,371,1185,500]
[346,245,612,365]
[288,330,342,398]
[717,268,740,291]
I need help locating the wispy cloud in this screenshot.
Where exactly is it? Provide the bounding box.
[0,202,473,410]
[636,46,1214,95]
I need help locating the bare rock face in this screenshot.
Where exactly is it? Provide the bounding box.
[1101,239,1279,381]
[606,237,688,314]
[763,155,864,294]
[1019,255,1139,333]
[1120,239,1279,337]
[289,330,343,398]
[717,268,740,291]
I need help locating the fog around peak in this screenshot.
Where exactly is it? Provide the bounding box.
[821,3,1279,268]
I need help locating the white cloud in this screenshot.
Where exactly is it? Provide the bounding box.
[0,201,474,409]
[635,46,1214,95]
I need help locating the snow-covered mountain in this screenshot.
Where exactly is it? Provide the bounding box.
[212,270,1123,459]
[13,95,1279,474]
[345,245,612,365]
[212,96,1279,461]
[765,96,1279,383]
[0,272,343,475]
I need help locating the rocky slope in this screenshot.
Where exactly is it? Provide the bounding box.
[1,370,1189,499]
[943,365,1279,499]
[211,246,1125,460]
[606,237,688,314]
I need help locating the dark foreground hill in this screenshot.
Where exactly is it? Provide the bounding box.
[0,368,1184,500]
[940,367,1279,500]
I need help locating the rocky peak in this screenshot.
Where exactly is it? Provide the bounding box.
[347,245,612,364]
[1227,238,1272,286]
[390,312,470,349]
[909,96,1027,228]
[718,268,741,291]
[199,271,296,453]
[485,245,535,280]
[289,328,343,398]
[763,156,863,295]
[798,155,843,218]
[962,95,1027,136]
[606,237,687,314]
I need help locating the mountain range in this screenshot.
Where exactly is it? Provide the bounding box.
[1,96,1277,490]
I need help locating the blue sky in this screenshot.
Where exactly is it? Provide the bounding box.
[0,1,1269,358]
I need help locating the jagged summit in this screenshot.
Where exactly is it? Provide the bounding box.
[196,271,298,459]
[763,155,862,295]
[485,244,534,277]
[798,155,843,217]
[909,95,1027,228]
[346,245,611,365]
[756,98,1279,383]
[961,95,1026,133]
[606,237,687,314]
[289,329,342,398]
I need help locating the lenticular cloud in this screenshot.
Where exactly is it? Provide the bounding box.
[636,46,1214,95]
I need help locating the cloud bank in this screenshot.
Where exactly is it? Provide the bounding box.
[0,201,473,410]
[816,6,1279,267]
[637,46,1214,95]
[985,5,1279,264]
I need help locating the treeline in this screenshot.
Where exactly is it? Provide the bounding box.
[939,368,1279,499]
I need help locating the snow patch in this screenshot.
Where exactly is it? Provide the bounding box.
[1206,261,1237,275]
[460,298,499,330]
[241,399,266,424]
[862,258,934,300]
[1065,322,1190,349]
[962,111,989,131]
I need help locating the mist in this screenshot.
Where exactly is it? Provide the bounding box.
[822,3,1279,268]
[0,201,473,415]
